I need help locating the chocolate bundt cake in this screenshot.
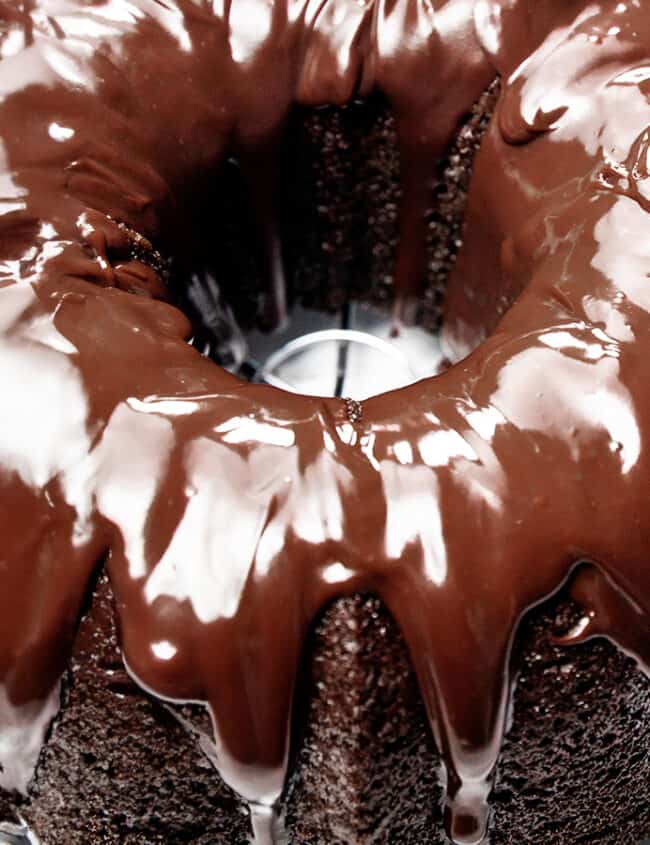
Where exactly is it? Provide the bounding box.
[1,0,649,843]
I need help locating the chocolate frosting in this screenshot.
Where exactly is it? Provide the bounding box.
[0,1,649,843]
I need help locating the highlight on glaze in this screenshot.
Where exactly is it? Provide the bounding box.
[0,1,649,843]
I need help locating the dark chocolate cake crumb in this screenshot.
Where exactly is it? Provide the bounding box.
[282,592,650,845]
[344,397,364,423]
[7,579,649,844]
[110,218,171,287]
[192,84,499,345]
[19,574,249,845]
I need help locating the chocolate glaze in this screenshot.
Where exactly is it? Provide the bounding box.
[0,1,649,844]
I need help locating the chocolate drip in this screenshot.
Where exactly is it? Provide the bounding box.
[0,2,649,844]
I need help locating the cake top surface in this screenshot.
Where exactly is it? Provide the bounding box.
[0,1,649,843]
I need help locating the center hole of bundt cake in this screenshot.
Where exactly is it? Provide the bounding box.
[182,92,492,397]
[241,302,441,399]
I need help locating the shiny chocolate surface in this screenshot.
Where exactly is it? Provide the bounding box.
[0,1,649,843]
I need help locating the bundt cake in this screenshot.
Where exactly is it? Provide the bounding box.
[0,0,649,843]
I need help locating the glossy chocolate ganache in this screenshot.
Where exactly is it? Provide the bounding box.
[1,0,650,843]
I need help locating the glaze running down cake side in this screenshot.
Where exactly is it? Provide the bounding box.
[0,1,649,844]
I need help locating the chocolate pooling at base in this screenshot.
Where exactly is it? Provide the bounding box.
[0,1,649,843]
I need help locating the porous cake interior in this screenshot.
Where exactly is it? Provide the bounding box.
[177,88,496,371]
